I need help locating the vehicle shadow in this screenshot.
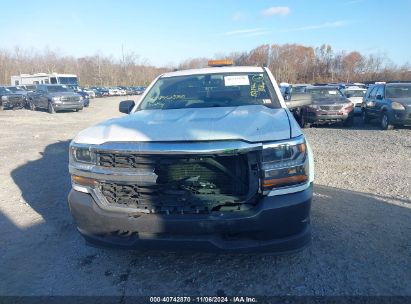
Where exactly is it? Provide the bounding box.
[4,140,411,296]
[10,140,73,226]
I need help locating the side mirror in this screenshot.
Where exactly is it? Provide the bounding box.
[285,93,312,109]
[376,94,383,100]
[119,100,135,114]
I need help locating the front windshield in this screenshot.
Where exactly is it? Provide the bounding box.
[385,85,411,98]
[0,87,11,94]
[139,72,280,110]
[47,85,71,93]
[7,87,22,92]
[345,90,366,97]
[293,86,306,93]
[307,88,346,104]
[58,77,78,85]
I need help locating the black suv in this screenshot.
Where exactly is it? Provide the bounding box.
[362,83,411,130]
[0,86,26,110]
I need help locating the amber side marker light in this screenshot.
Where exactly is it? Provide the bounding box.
[208,59,233,67]
[263,175,308,188]
[71,175,96,187]
[297,143,306,153]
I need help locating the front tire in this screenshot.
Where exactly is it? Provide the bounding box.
[48,102,56,114]
[380,112,394,130]
[299,112,311,128]
[362,109,370,124]
[343,115,354,127]
[29,100,36,111]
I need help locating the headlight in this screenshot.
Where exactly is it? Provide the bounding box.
[52,97,61,102]
[392,102,405,110]
[261,139,309,191]
[1,96,8,101]
[343,102,353,109]
[79,96,84,101]
[341,102,354,112]
[70,146,95,164]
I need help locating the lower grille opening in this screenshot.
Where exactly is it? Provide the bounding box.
[98,153,260,214]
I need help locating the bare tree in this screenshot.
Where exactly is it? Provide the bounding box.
[0,44,408,86]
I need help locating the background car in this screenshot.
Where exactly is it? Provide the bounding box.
[81,88,96,98]
[0,86,26,110]
[292,84,309,94]
[133,86,146,95]
[108,87,120,96]
[91,87,109,97]
[342,86,367,114]
[6,86,28,106]
[361,82,411,130]
[279,82,292,100]
[28,84,83,114]
[295,86,354,128]
[76,91,90,107]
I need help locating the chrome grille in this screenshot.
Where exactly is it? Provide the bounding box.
[61,96,80,102]
[8,95,23,102]
[319,105,343,111]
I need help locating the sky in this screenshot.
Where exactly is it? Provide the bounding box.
[1,0,411,67]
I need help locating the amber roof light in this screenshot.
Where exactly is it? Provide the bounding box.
[208,60,234,67]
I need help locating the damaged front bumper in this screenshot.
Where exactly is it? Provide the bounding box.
[68,138,313,253]
[68,184,312,254]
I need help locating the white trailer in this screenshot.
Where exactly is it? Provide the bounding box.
[11,73,79,88]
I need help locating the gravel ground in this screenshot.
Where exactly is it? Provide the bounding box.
[0,97,410,296]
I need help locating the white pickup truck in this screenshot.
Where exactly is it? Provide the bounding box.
[68,64,314,254]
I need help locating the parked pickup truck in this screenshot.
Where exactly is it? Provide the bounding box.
[68,64,314,254]
[0,86,26,110]
[28,84,83,114]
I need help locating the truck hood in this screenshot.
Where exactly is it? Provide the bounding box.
[312,96,349,105]
[74,105,295,145]
[49,92,80,98]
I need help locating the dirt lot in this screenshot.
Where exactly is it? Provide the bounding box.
[0,97,410,296]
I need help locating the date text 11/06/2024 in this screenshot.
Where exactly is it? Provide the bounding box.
[149,296,258,303]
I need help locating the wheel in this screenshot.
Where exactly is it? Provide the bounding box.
[343,115,354,127]
[299,112,311,128]
[29,101,36,111]
[380,112,394,130]
[362,109,370,124]
[48,102,56,114]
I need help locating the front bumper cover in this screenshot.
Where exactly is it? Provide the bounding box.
[389,108,411,125]
[68,184,312,254]
[53,102,83,110]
